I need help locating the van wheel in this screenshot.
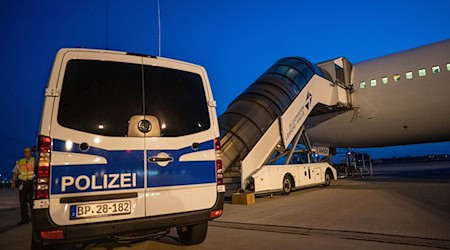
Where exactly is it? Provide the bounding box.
[31,232,52,250]
[32,231,73,250]
[282,175,293,195]
[324,170,331,187]
[31,231,46,250]
[177,221,208,245]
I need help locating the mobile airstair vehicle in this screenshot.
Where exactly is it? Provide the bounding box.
[219,57,353,196]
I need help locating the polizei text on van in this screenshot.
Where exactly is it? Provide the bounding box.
[61,173,137,192]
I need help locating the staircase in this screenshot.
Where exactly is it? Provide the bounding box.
[223,161,242,198]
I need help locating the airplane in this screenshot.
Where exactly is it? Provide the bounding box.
[306,39,450,149]
[218,39,450,194]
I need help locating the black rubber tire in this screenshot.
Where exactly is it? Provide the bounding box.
[324,170,331,187]
[31,234,54,250]
[282,175,293,195]
[31,230,46,250]
[31,230,78,250]
[177,221,208,245]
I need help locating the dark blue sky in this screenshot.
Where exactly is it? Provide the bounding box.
[1,0,450,177]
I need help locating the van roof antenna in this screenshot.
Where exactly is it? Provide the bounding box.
[105,3,109,50]
[157,0,161,57]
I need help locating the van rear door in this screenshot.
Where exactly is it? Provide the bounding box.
[141,57,218,216]
[47,50,147,226]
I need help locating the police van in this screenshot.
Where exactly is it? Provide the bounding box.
[32,48,225,248]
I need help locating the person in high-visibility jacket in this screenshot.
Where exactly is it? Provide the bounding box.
[11,147,35,225]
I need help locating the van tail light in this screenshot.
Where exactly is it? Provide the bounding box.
[41,230,64,239]
[214,137,223,185]
[210,209,223,219]
[214,137,221,151]
[216,159,223,185]
[36,135,51,199]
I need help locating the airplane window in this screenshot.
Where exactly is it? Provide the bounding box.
[370,79,376,86]
[447,63,450,71]
[382,77,388,84]
[393,74,401,82]
[432,65,440,74]
[406,72,413,79]
[359,81,366,89]
[419,69,426,77]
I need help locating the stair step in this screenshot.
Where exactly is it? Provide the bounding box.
[225,185,241,196]
[225,183,241,190]
[228,166,241,172]
[225,189,239,198]
[231,161,242,167]
[223,171,241,178]
[223,177,241,184]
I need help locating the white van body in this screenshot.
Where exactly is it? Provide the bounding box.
[32,49,225,247]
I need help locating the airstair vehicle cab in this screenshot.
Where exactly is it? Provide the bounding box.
[32,49,225,248]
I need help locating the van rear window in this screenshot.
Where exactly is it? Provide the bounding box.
[58,59,210,137]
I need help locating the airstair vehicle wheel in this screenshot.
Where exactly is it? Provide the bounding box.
[324,170,331,187]
[282,175,293,195]
[177,221,208,245]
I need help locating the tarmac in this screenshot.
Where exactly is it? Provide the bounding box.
[1,161,450,249]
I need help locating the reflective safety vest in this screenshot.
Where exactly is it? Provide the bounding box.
[17,157,35,181]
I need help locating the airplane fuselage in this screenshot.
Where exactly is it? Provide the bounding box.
[307,39,450,148]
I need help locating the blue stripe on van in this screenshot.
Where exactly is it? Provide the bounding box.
[147,160,216,187]
[146,142,216,187]
[50,139,215,194]
[146,140,216,187]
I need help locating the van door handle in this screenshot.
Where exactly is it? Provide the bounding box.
[148,156,174,163]
[148,153,174,167]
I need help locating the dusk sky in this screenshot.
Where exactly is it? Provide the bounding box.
[1,0,449,177]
